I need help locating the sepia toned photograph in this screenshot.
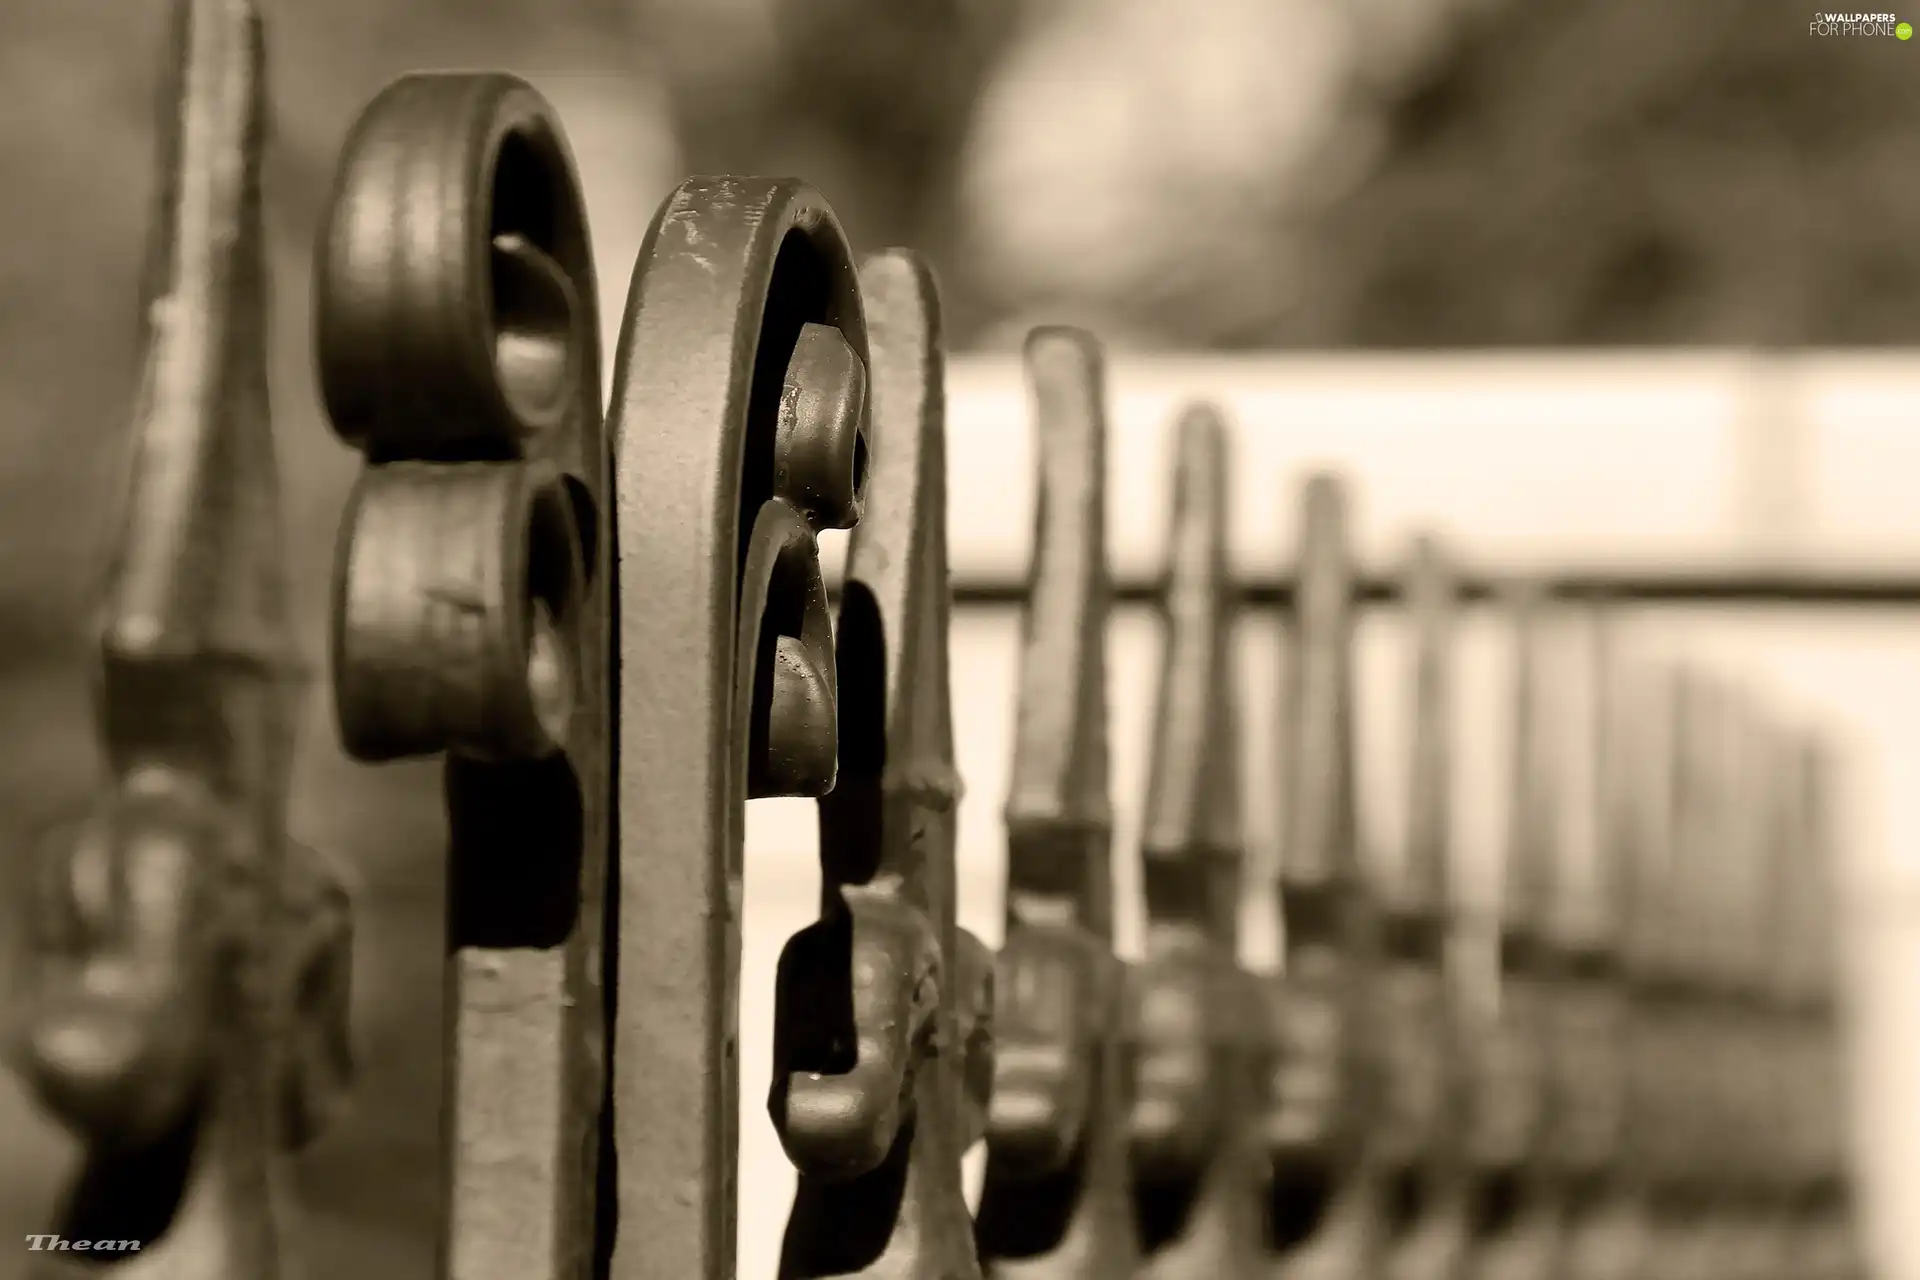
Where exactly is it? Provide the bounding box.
[0,2,1912,1278]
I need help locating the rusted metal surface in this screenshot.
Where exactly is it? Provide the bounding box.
[1263,473,1387,1278]
[1127,406,1266,1280]
[1377,538,1471,1280]
[6,0,353,1273]
[975,329,1136,1280]
[608,176,869,1280]
[317,60,613,1280]
[946,567,1920,609]
[773,250,987,1280]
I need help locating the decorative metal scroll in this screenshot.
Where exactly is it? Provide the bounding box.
[773,250,989,1280]
[1126,406,1266,1280]
[1263,473,1386,1277]
[606,176,869,1280]
[1378,537,1471,1280]
[317,65,614,1280]
[8,0,353,1274]
[975,328,1136,1280]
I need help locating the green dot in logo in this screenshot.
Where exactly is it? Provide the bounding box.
[1900,20,1914,38]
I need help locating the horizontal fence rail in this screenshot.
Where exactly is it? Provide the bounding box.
[931,567,1920,607]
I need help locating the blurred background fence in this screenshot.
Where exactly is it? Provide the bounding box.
[2,0,1910,655]
[2,1,1915,1278]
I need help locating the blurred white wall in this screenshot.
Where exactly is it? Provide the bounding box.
[739,351,1920,1280]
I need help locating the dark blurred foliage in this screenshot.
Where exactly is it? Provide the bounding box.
[1294,0,1920,347]
[666,0,1919,348]
[647,0,1023,300]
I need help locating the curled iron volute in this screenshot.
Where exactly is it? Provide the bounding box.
[772,250,985,1280]
[773,889,943,1176]
[13,777,225,1149]
[317,65,614,1277]
[319,72,606,768]
[604,168,882,1280]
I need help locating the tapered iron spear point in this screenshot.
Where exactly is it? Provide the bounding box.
[1667,665,1750,983]
[1406,533,1451,608]
[1166,401,1232,608]
[1400,531,1456,915]
[1006,325,1112,923]
[1616,661,1684,973]
[15,4,353,1271]
[1140,400,1240,917]
[1173,400,1229,472]
[1162,401,1233,659]
[1503,583,1556,935]
[1022,323,1108,563]
[1291,471,1356,640]
[1278,470,1357,890]
[109,0,281,671]
[1024,324,1107,415]
[1405,533,1457,687]
[1779,729,1843,1008]
[1298,471,1350,562]
[979,326,1130,1263]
